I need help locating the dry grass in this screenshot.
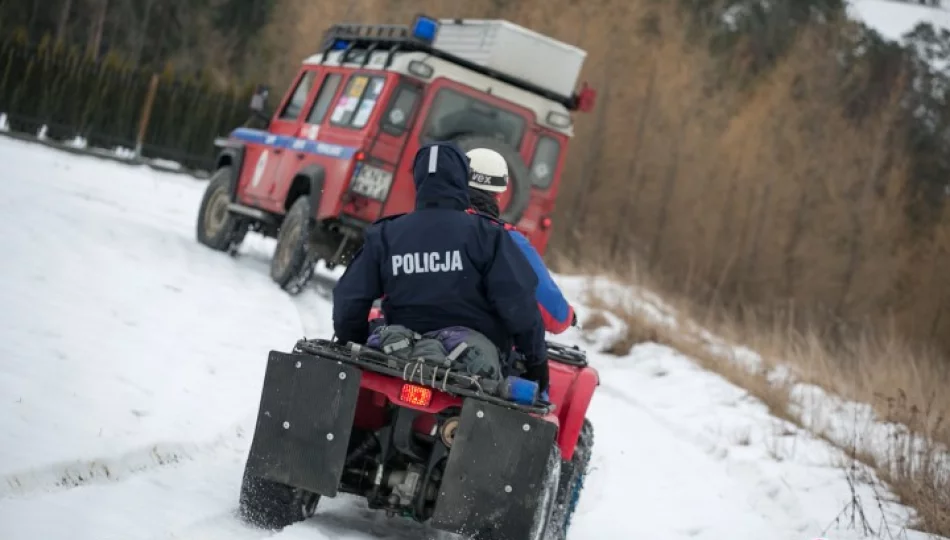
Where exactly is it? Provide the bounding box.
[581,310,611,332]
[581,268,950,537]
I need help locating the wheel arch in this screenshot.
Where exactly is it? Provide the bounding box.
[555,366,599,461]
[284,164,326,219]
[212,141,246,201]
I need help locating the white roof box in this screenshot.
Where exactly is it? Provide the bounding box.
[432,19,587,98]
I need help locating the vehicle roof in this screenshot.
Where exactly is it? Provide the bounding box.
[303,49,575,137]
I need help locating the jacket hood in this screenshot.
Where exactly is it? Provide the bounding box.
[412,142,471,210]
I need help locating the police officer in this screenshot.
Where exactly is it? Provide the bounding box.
[332,142,549,391]
[464,148,578,334]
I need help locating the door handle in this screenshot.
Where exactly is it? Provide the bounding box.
[273,149,283,155]
[296,153,305,160]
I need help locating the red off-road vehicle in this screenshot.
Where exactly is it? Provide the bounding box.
[196,15,595,294]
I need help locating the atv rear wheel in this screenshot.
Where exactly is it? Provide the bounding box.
[238,469,320,530]
[270,196,316,295]
[545,419,594,540]
[467,444,560,540]
[534,445,562,540]
[196,166,247,252]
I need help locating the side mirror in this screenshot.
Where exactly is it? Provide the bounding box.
[248,85,271,122]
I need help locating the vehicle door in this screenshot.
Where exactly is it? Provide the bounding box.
[270,69,347,214]
[244,68,320,211]
[314,71,394,221]
[370,79,424,217]
[519,130,566,254]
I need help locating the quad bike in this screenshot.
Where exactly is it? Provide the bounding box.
[238,333,599,540]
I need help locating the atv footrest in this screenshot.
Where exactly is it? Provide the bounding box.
[244,351,361,497]
[430,399,558,540]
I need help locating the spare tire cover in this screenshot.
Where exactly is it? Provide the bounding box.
[452,135,535,224]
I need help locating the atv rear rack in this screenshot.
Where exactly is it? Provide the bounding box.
[546,340,588,367]
[293,338,554,416]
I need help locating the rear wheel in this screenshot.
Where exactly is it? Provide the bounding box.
[270,196,316,295]
[545,419,594,540]
[470,444,560,540]
[196,166,247,252]
[238,468,320,530]
[533,445,562,540]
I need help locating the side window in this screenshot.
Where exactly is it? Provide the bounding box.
[530,135,561,189]
[381,85,421,136]
[306,73,342,125]
[330,75,386,129]
[279,70,317,120]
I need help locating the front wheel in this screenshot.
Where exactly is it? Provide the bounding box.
[270,196,316,295]
[238,469,320,530]
[196,166,247,252]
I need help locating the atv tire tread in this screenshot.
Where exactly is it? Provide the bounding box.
[196,166,247,253]
[546,418,594,540]
[238,469,319,530]
[270,196,316,295]
[469,443,560,540]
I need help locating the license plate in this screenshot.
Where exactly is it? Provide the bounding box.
[351,164,392,200]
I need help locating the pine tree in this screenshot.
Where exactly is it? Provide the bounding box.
[212,0,274,73]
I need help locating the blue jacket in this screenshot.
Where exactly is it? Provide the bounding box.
[507,230,575,334]
[332,142,547,365]
[462,207,575,334]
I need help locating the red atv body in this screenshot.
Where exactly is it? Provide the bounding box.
[239,334,598,540]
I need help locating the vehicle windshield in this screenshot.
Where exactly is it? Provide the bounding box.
[421,88,527,148]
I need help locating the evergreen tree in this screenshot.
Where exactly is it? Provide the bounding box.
[212,0,274,73]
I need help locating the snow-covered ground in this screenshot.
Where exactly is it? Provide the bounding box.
[0,136,939,540]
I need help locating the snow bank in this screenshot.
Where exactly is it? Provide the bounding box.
[563,272,950,523]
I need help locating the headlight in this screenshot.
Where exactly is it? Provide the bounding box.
[349,163,393,201]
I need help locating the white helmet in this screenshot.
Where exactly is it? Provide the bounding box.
[466,148,509,193]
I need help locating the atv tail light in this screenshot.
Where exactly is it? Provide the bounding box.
[400,383,433,407]
[541,216,552,229]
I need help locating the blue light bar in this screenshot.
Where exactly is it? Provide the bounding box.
[411,15,439,43]
[331,40,349,50]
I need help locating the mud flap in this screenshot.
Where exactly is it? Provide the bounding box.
[430,399,559,540]
[244,351,361,497]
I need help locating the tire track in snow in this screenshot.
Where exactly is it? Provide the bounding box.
[152,491,453,540]
[0,419,251,500]
[597,382,725,454]
[599,371,816,534]
[152,509,273,540]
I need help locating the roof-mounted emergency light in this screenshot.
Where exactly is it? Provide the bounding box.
[410,15,439,43]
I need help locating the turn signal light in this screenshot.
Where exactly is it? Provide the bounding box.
[400,383,433,407]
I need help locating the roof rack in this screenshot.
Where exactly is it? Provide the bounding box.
[316,20,595,112]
